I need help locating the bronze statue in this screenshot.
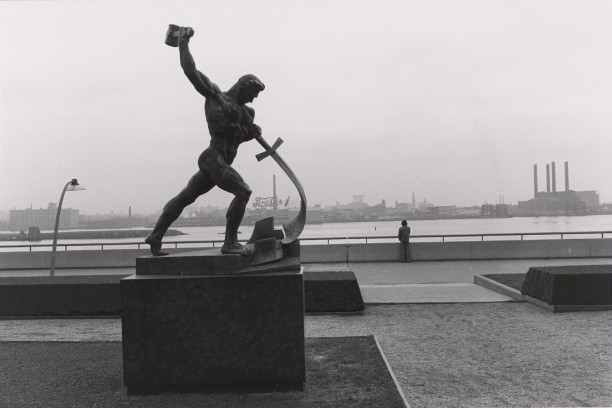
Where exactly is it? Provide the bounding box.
[146,26,264,256]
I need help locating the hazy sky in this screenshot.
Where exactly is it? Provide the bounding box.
[1,0,611,215]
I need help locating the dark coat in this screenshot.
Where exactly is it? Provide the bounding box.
[398,226,411,243]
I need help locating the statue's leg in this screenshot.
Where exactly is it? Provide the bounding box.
[220,176,252,255]
[146,171,214,256]
[217,172,252,254]
[198,149,251,255]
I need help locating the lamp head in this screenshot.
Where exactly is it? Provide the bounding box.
[67,178,86,191]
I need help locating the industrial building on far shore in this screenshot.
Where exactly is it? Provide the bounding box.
[8,203,79,231]
[517,161,599,215]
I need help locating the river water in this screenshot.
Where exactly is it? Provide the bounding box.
[6,214,612,249]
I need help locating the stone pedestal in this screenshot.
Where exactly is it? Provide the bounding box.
[521,264,612,311]
[121,251,305,394]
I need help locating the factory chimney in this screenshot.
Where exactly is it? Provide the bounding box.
[533,164,538,197]
[546,164,550,193]
[565,161,569,191]
[273,175,278,210]
[551,162,556,193]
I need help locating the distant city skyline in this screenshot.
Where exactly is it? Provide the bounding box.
[2,1,611,214]
[0,176,602,218]
[0,159,607,217]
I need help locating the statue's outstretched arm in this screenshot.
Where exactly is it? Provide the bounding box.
[178,27,220,99]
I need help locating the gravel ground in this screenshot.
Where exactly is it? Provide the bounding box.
[306,303,612,408]
[1,302,610,407]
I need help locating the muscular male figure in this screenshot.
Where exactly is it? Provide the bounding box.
[146,27,265,256]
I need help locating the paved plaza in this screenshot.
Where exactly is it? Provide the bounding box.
[1,258,611,407]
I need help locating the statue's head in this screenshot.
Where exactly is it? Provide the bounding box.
[230,74,265,105]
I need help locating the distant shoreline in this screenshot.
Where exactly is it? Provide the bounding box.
[1,212,609,242]
[0,229,186,242]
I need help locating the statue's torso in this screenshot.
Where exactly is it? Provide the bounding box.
[204,94,254,164]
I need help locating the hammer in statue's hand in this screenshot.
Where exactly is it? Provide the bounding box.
[165,24,194,47]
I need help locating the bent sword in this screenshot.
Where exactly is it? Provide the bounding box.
[254,135,307,244]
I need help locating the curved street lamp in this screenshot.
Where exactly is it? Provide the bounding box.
[50,178,85,277]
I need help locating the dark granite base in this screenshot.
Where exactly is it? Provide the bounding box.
[121,271,305,392]
[521,265,612,305]
[136,247,301,276]
[127,380,303,395]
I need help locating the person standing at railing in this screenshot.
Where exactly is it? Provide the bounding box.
[398,220,411,263]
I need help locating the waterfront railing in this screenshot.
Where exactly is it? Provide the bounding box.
[0,230,611,252]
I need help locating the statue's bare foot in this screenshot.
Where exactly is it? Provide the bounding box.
[221,242,252,256]
[145,235,169,256]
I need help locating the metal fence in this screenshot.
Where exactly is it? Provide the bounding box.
[0,230,611,252]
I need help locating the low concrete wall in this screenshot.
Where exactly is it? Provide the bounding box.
[0,275,126,317]
[410,239,611,261]
[0,248,186,270]
[303,239,612,263]
[1,239,611,270]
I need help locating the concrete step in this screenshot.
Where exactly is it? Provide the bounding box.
[360,283,516,304]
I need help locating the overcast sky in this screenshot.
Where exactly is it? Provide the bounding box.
[1,0,611,215]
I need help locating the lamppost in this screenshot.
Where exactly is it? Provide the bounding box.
[50,178,85,277]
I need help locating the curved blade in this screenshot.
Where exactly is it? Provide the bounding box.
[255,136,307,244]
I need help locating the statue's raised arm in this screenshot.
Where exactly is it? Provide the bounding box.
[177,27,221,99]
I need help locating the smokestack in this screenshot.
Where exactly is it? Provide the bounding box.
[546,164,550,193]
[551,162,556,193]
[565,161,569,191]
[533,164,538,197]
[273,175,278,210]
